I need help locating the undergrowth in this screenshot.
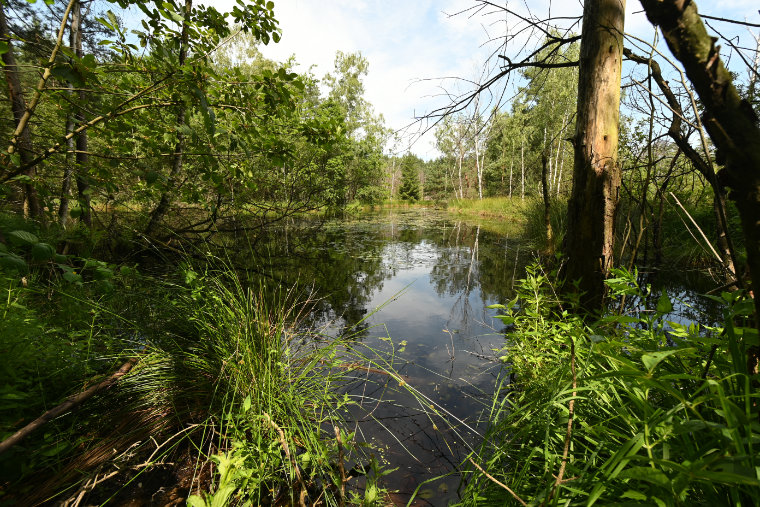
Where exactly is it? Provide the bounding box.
[461,263,760,505]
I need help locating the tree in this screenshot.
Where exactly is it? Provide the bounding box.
[1,1,44,220]
[435,114,470,199]
[398,153,421,201]
[323,51,387,203]
[638,0,760,368]
[564,0,626,310]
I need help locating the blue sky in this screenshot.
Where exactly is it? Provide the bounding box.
[218,1,759,159]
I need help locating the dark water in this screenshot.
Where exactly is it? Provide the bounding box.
[253,209,722,505]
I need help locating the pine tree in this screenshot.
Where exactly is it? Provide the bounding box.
[398,153,421,201]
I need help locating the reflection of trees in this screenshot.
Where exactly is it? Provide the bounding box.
[234,210,522,339]
[429,222,518,303]
[234,218,393,338]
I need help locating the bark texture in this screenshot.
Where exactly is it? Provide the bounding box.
[541,151,554,254]
[565,0,626,310]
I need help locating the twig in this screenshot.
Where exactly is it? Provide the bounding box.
[0,357,139,456]
[545,335,577,506]
[669,192,724,265]
[8,0,76,156]
[263,412,307,507]
[468,457,527,506]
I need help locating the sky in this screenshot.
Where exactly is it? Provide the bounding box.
[217,1,759,159]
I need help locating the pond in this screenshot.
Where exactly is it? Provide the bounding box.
[249,208,721,505]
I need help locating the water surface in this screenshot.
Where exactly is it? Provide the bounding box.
[257,209,720,505]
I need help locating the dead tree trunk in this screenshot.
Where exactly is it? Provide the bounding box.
[541,151,554,254]
[565,0,626,310]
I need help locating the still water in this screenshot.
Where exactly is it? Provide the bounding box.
[257,208,720,505]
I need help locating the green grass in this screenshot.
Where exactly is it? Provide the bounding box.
[449,196,530,219]
[459,264,760,505]
[0,218,387,505]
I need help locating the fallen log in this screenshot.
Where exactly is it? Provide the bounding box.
[0,357,139,456]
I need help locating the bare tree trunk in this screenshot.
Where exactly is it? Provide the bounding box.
[457,150,464,199]
[556,140,567,197]
[541,151,554,254]
[520,136,525,200]
[145,0,192,235]
[565,0,626,310]
[1,4,42,219]
[59,1,83,225]
[71,0,91,227]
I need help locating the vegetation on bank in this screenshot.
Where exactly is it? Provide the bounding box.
[458,264,760,505]
[0,217,388,505]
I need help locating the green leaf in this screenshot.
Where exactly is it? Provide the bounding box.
[31,242,55,261]
[8,230,39,245]
[145,171,159,186]
[63,271,83,284]
[242,395,251,412]
[51,64,85,87]
[618,466,671,486]
[94,266,113,280]
[81,54,97,69]
[641,349,685,372]
[187,495,209,507]
[621,490,648,501]
[0,253,28,273]
[656,290,673,314]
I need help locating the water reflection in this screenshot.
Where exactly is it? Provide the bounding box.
[239,209,721,504]
[241,210,525,503]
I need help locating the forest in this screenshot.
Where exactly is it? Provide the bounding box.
[1,0,759,505]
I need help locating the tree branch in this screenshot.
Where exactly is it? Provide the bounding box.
[0,357,138,456]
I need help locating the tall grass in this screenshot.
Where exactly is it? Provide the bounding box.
[450,197,530,219]
[1,245,385,504]
[460,264,760,505]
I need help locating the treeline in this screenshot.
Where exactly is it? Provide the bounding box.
[390,30,755,281]
[0,0,390,238]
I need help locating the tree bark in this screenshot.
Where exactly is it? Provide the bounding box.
[0,4,42,219]
[59,0,91,227]
[565,0,626,310]
[541,151,554,254]
[520,136,525,200]
[74,0,91,227]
